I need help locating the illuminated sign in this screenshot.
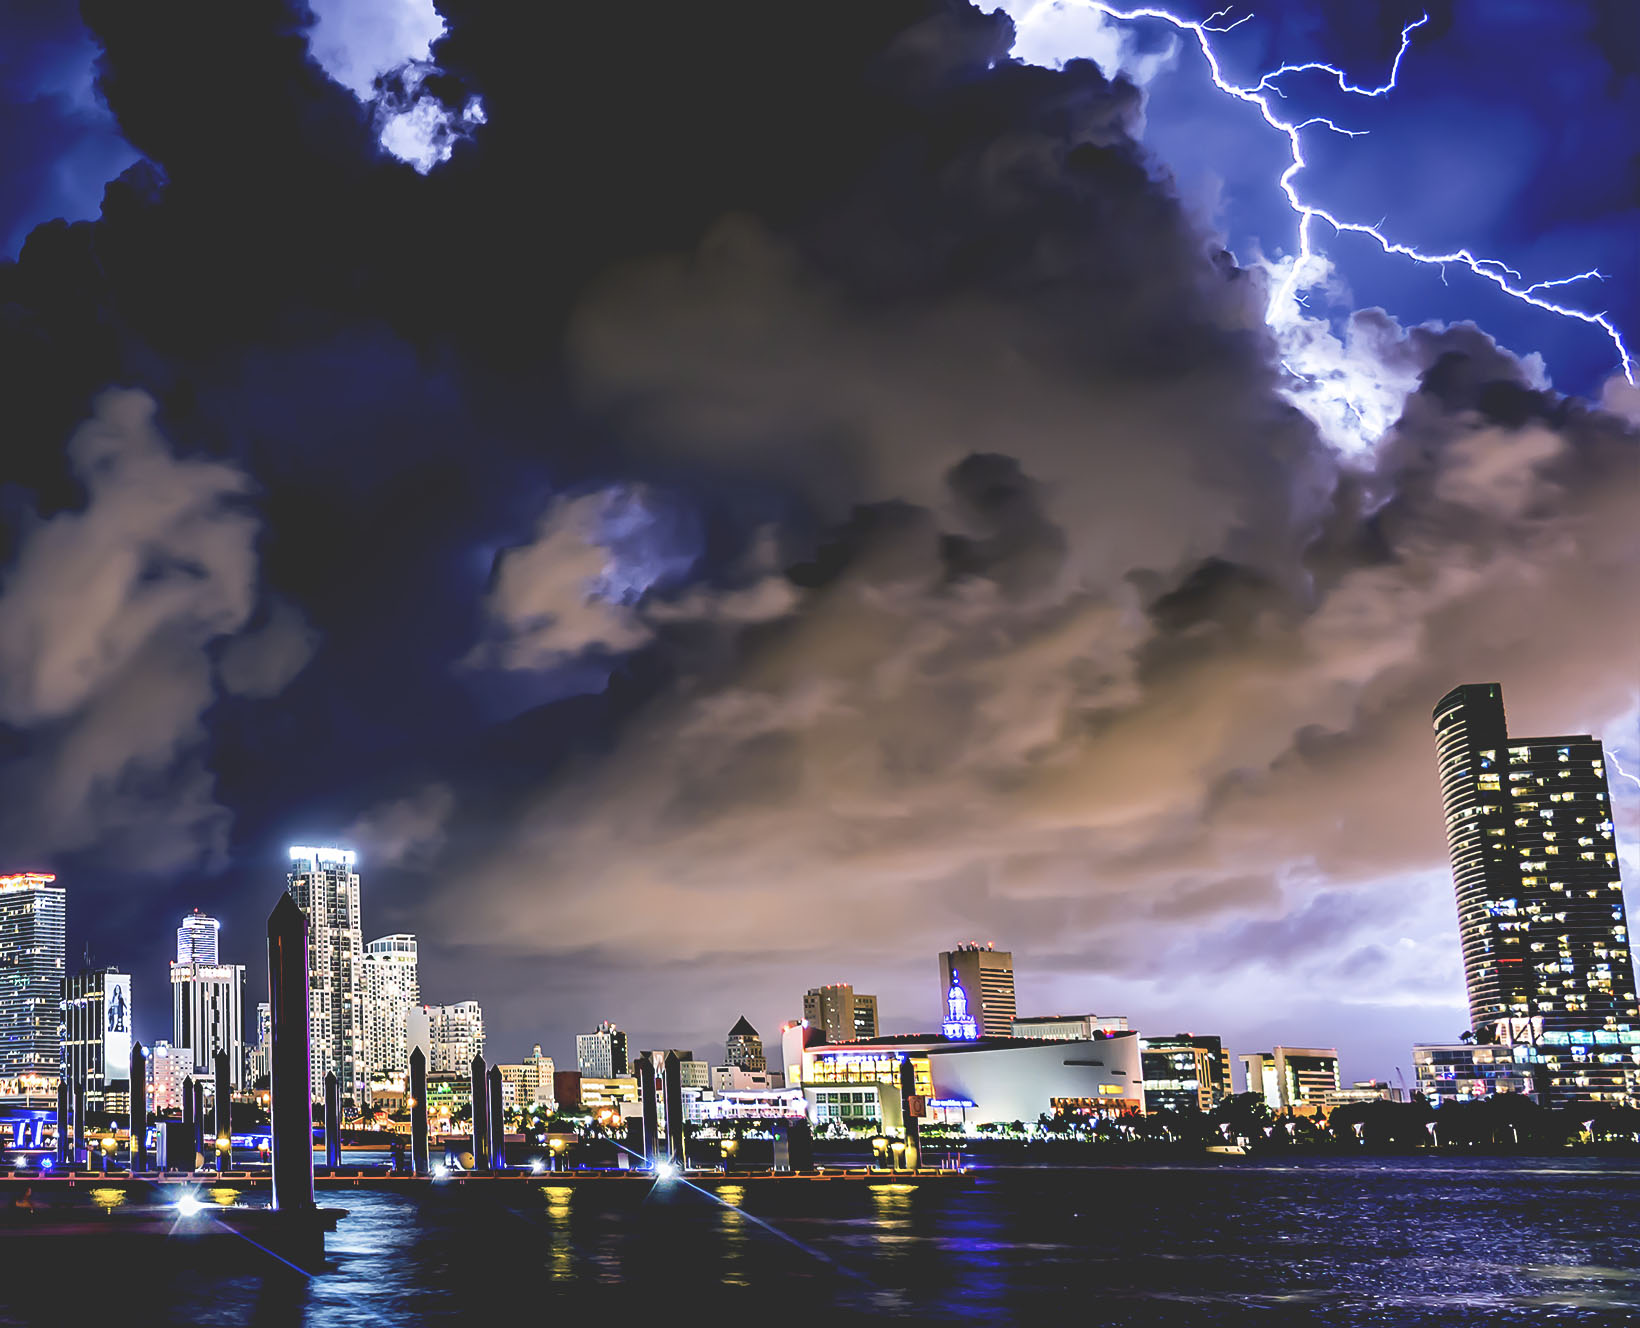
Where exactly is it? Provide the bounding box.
[942,971,979,1041]
[288,845,357,866]
[103,973,131,1081]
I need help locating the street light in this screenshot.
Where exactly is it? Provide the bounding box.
[100,1136,115,1174]
[890,1140,906,1173]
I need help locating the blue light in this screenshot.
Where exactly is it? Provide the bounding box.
[943,971,979,1041]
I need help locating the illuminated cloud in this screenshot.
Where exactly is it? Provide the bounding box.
[0,391,309,869]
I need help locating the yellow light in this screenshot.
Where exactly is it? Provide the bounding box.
[101,1137,115,1152]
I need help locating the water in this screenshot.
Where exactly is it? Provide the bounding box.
[3,1157,1638,1325]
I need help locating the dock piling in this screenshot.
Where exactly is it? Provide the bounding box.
[268,894,314,1211]
[130,1042,148,1171]
[410,1046,429,1176]
[470,1054,490,1172]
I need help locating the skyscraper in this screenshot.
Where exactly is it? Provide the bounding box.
[171,958,245,1088]
[1433,684,1638,1105]
[362,934,420,1086]
[0,872,66,1078]
[803,984,879,1043]
[176,909,221,965]
[1140,1034,1232,1112]
[725,1016,765,1071]
[575,1020,628,1077]
[287,845,365,1103]
[250,1002,272,1085]
[937,943,1015,1038]
[61,966,132,1111]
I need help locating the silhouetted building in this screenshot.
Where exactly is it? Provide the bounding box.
[1140,1034,1231,1112]
[803,984,879,1043]
[725,1016,765,1072]
[576,1020,628,1077]
[640,1049,709,1089]
[1433,684,1638,1104]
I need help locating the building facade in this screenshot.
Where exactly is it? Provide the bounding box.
[725,1016,765,1072]
[148,1039,189,1115]
[361,934,419,1085]
[497,1045,558,1112]
[250,1002,272,1085]
[1013,1014,1130,1040]
[176,910,220,965]
[639,1050,710,1089]
[1140,1034,1231,1112]
[938,944,1015,1038]
[61,966,132,1112]
[1239,1047,1341,1113]
[171,961,246,1088]
[576,1021,628,1077]
[1413,1042,1536,1106]
[803,984,880,1043]
[0,873,66,1078]
[287,846,365,1102]
[1433,684,1638,1104]
[409,1001,486,1076]
[798,1031,1146,1129]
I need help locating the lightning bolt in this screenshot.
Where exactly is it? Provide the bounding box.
[1037,4,1636,387]
[1610,750,1640,791]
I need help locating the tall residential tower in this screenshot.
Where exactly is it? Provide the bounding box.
[362,934,420,1086]
[287,845,365,1103]
[1433,684,1638,1104]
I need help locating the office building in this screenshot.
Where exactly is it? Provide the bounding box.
[725,1016,765,1072]
[1412,1042,1536,1107]
[576,1020,628,1077]
[171,958,245,1088]
[408,1001,485,1076]
[498,1045,557,1111]
[1013,1014,1129,1040]
[176,909,220,965]
[713,1065,779,1092]
[61,966,132,1112]
[803,984,880,1043]
[287,845,365,1103]
[362,934,419,1083]
[1140,1034,1231,1112]
[1239,1047,1340,1113]
[0,872,66,1077]
[250,1002,272,1084]
[938,944,1015,1038]
[1433,684,1639,1104]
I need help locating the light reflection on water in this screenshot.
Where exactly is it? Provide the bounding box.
[0,1159,1635,1324]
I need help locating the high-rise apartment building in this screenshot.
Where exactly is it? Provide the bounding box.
[938,944,1015,1038]
[171,958,245,1088]
[0,872,66,1078]
[1433,684,1638,1104]
[1240,1047,1340,1112]
[576,1020,628,1077]
[725,1016,765,1071]
[408,1001,486,1076]
[286,845,365,1103]
[1140,1034,1232,1112]
[176,910,221,965]
[362,934,419,1084]
[803,984,879,1043]
[61,966,132,1111]
[149,1039,190,1115]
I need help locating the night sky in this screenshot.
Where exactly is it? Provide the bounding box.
[2,0,1636,1085]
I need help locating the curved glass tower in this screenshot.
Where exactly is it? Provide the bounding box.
[1433,684,1638,1105]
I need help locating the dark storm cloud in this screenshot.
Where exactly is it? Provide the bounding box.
[0,0,1634,1076]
